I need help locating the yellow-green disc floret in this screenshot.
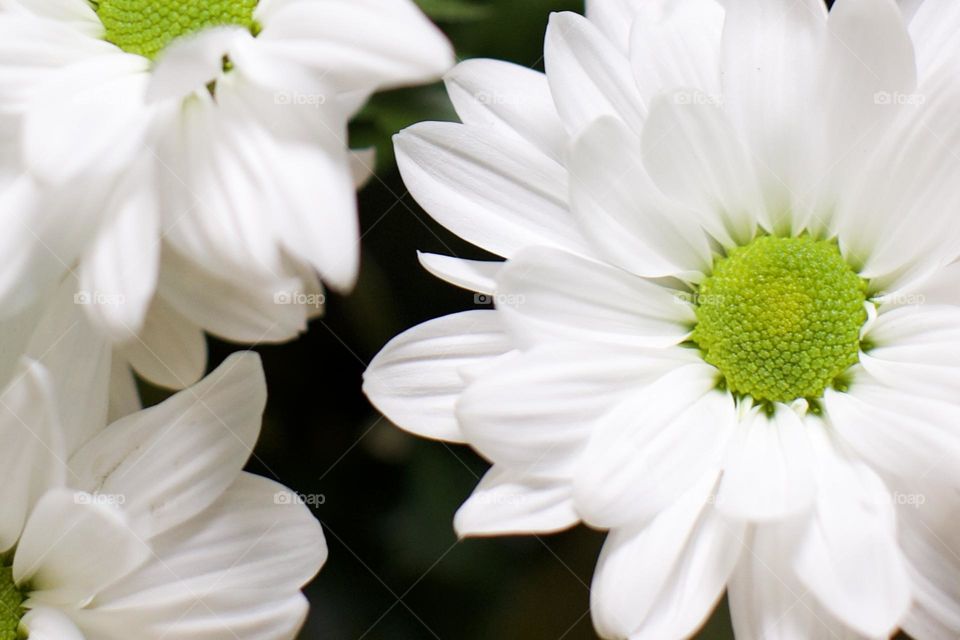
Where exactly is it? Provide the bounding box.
[0,565,24,640]
[93,0,259,60]
[692,236,867,404]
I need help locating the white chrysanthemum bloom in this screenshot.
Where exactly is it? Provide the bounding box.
[365,0,960,637]
[0,0,454,374]
[0,331,325,640]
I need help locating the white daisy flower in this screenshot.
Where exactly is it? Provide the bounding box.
[364,0,960,637]
[0,0,454,358]
[0,328,325,639]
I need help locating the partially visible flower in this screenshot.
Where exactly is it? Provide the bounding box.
[366,0,960,638]
[0,334,325,639]
[0,0,454,381]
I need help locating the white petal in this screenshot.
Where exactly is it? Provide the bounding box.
[445,59,567,162]
[0,361,66,551]
[26,278,111,457]
[349,147,376,189]
[585,0,637,51]
[454,466,578,537]
[23,54,153,185]
[157,247,310,344]
[92,473,324,615]
[641,93,761,247]
[836,81,960,290]
[793,428,911,638]
[363,310,510,443]
[394,122,588,258]
[569,116,712,277]
[148,27,248,103]
[714,405,818,522]
[811,0,917,231]
[720,0,827,233]
[907,0,960,83]
[108,355,141,422]
[860,305,960,403]
[495,246,694,348]
[254,0,453,92]
[20,607,86,640]
[728,524,861,640]
[574,364,731,529]
[120,295,208,390]
[544,12,646,135]
[78,156,160,339]
[15,488,149,607]
[68,353,264,539]
[458,343,698,479]
[630,0,724,104]
[591,475,745,640]
[417,253,501,295]
[825,375,960,491]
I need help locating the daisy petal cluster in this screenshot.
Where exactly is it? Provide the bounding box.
[0,281,324,639]
[0,0,454,386]
[365,0,960,637]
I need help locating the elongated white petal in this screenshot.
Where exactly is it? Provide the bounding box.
[793,426,910,638]
[446,59,567,162]
[120,295,207,391]
[20,607,86,640]
[641,93,761,247]
[592,475,745,640]
[908,0,960,83]
[0,361,65,551]
[544,12,646,135]
[417,253,501,295]
[458,343,698,479]
[496,246,694,348]
[714,405,818,522]
[574,365,731,529]
[729,525,861,640]
[364,311,510,443]
[79,156,160,339]
[455,466,578,536]
[631,0,723,104]
[68,353,264,539]
[16,488,150,607]
[255,0,453,92]
[569,116,712,277]
[93,474,324,612]
[721,0,827,233]
[395,122,588,258]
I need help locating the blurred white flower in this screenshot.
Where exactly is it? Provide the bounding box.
[0,0,454,379]
[365,0,960,637]
[0,337,325,639]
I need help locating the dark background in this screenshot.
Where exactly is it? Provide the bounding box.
[188,1,825,638]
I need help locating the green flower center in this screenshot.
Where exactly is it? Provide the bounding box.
[92,0,259,60]
[0,564,24,640]
[691,236,867,404]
